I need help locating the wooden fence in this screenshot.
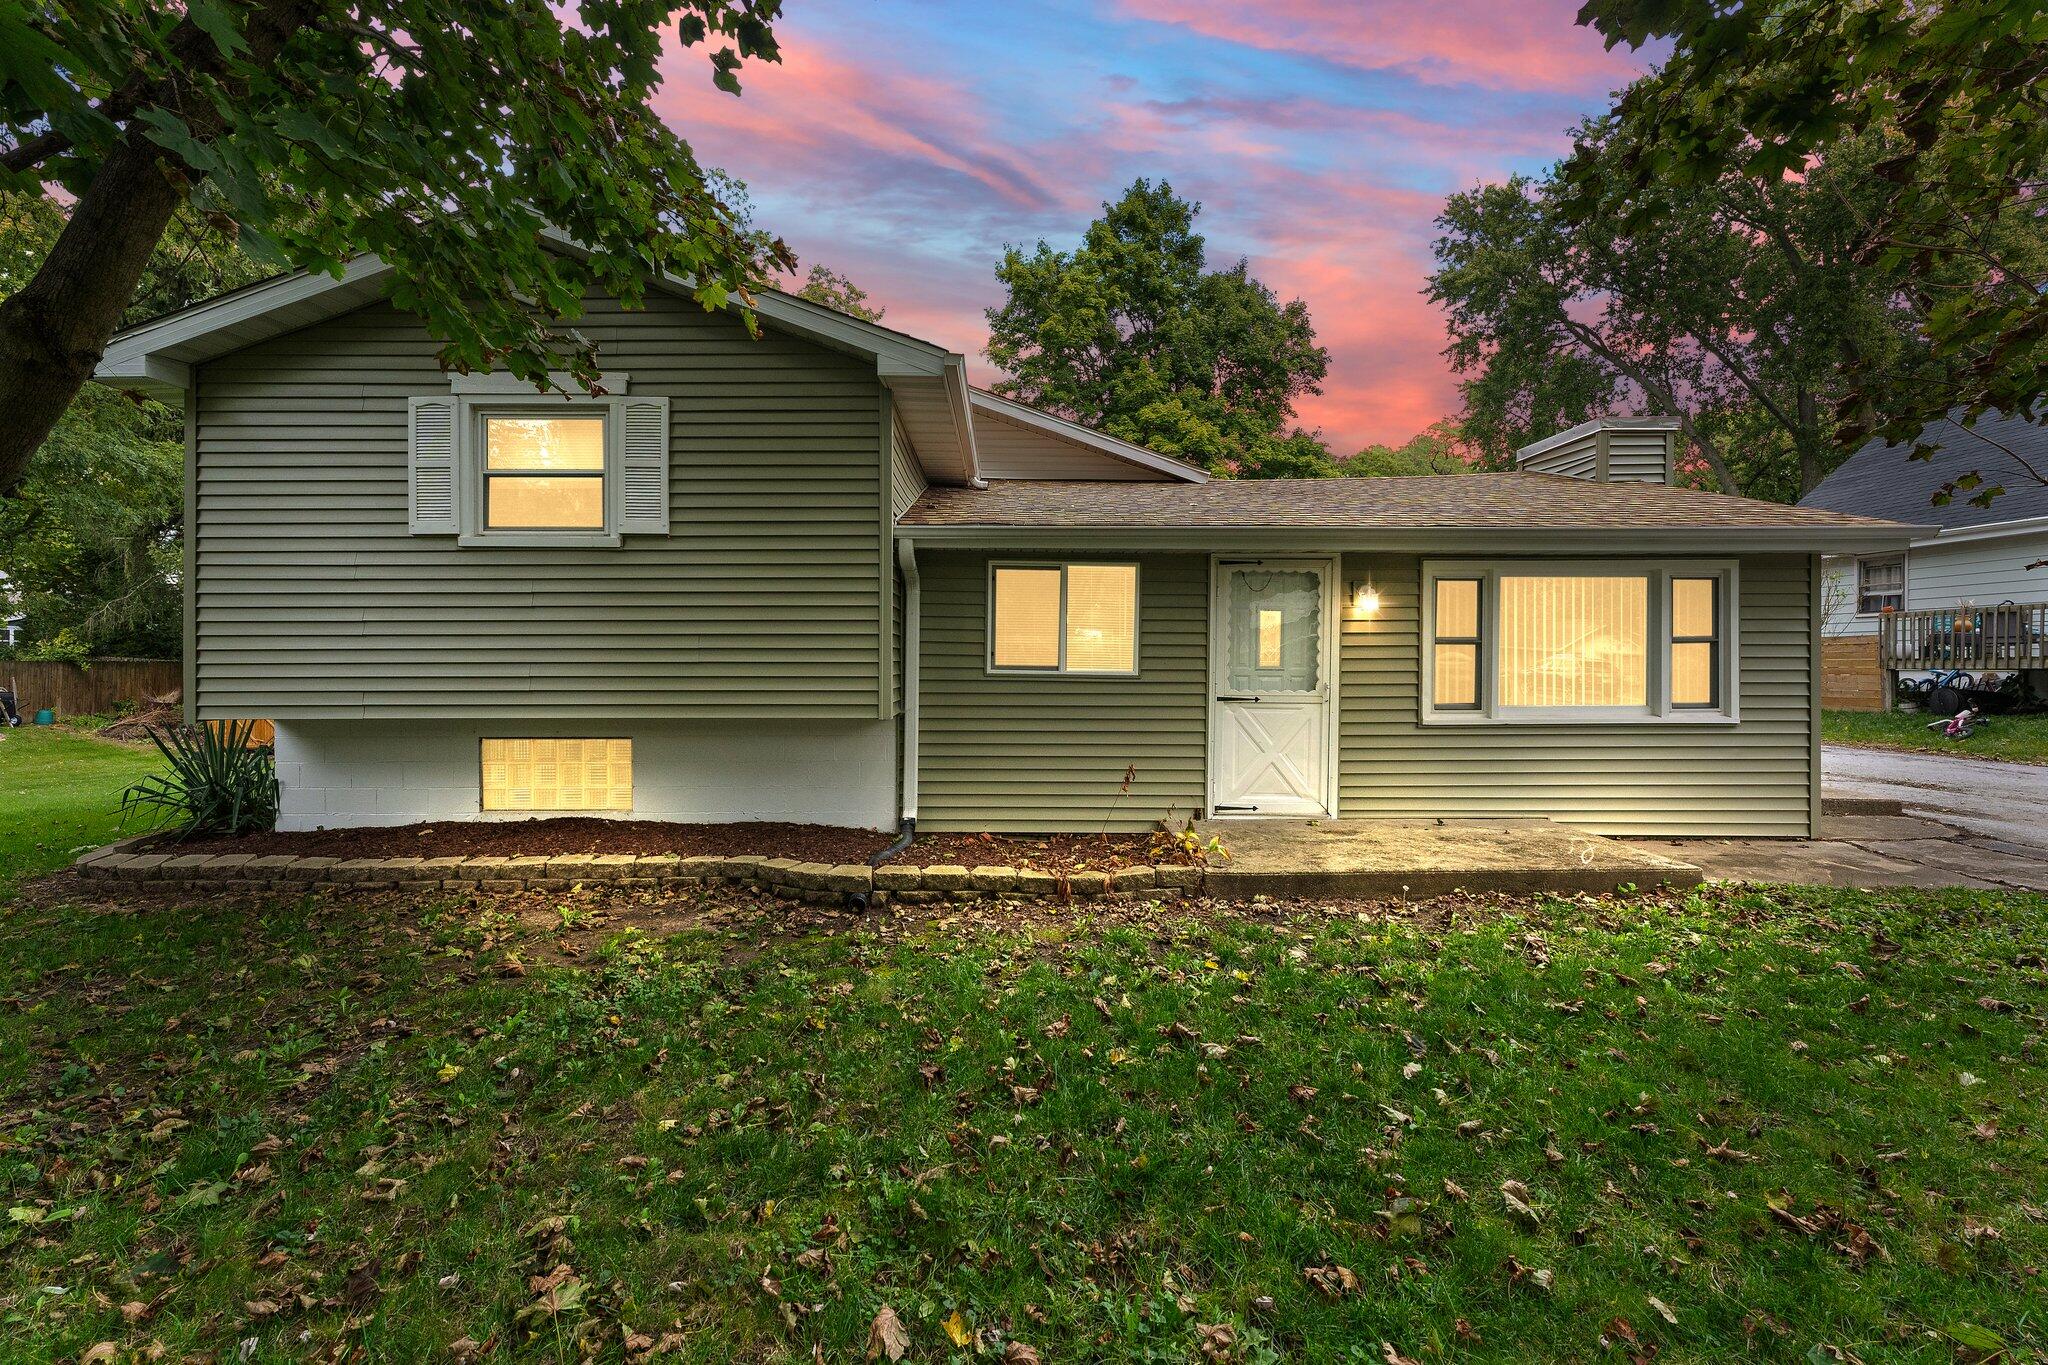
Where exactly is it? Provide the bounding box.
[2,658,181,718]
[1821,636,1884,711]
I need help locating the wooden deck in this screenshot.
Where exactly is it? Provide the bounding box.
[1880,603,2048,672]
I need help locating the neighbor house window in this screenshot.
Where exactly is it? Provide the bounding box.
[1423,562,1737,723]
[481,738,632,811]
[989,563,1138,674]
[1857,556,1903,614]
[483,414,608,530]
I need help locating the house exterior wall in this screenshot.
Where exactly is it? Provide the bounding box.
[914,550,1209,832]
[273,717,896,830]
[910,548,1820,837]
[1337,552,1817,837]
[190,290,887,721]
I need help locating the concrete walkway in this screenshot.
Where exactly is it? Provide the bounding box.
[1620,745,2048,892]
[1192,818,1701,900]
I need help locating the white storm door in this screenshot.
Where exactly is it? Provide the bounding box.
[1210,558,1334,817]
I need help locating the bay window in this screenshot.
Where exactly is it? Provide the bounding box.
[1422,562,1737,723]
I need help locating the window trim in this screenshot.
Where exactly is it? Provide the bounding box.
[457,398,626,548]
[1420,559,1740,726]
[1855,553,1905,617]
[985,560,1142,678]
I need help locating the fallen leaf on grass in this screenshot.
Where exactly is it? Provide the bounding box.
[516,1264,586,1322]
[1501,1180,1543,1225]
[1304,1264,1361,1297]
[868,1305,910,1362]
[1647,1295,1677,1326]
[941,1310,972,1347]
[1382,1344,1421,1365]
[1196,1323,1238,1360]
[81,1346,118,1364]
[1002,1342,1042,1364]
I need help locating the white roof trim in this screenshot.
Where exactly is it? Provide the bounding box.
[1918,513,2048,548]
[968,389,1209,483]
[1516,415,1682,463]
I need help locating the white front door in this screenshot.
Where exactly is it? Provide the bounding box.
[1209,558,1335,817]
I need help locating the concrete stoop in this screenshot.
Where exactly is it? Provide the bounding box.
[1192,817,1703,900]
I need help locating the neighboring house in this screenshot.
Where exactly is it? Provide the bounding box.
[94,260,1915,837]
[1799,411,2048,708]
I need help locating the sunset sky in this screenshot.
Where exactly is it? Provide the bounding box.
[657,1,1657,452]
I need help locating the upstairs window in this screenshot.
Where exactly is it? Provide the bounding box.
[989,563,1139,675]
[484,415,608,530]
[406,381,669,543]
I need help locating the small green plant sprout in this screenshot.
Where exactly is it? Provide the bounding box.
[118,719,277,838]
[1152,819,1230,865]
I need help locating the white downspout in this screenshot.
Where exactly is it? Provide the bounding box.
[896,538,921,823]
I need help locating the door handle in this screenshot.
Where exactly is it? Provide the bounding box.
[1219,695,1260,702]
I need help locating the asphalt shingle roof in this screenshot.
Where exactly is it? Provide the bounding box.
[902,473,1921,532]
[1798,411,2048,529]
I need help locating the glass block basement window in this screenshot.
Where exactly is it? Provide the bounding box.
[481,738,633,811]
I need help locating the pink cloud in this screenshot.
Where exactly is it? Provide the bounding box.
[1115,0,1643,94]
[648,9,1635,451]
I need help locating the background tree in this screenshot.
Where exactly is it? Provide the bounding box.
[0,0,793,494]
[1342,420,1477,477]
[0,191,263,658]
[794,264,884,322]
[1429,119,1931,499]
[1572,0,2048,499]
[984,179,1332,478]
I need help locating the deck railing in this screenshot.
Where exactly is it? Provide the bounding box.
[1879,602,2048,671]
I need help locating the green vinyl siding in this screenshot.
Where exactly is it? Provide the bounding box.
[916,550,1207,832]
[190,291,885,720]
[912,548,1817,837]
[889,410,926,520]
[1338,551,1816,836]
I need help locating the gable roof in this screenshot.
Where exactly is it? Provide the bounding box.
[1798,410,2048,531]
[93,248,987,485]
[899,474,1928,552]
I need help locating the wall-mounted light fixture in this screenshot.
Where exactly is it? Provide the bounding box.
[1351,581,1381,618]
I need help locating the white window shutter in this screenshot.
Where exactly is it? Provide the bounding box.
[619,396,670,535]
[408,397,460,534]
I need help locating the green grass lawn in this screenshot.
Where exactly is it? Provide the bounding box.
[0,726,162,891]
[1824,708,2048,764]
[2,730,2045,1362]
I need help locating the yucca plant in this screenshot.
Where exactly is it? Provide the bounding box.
[120,720,279,838]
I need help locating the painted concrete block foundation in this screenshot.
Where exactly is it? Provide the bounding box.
[273,719,897,831]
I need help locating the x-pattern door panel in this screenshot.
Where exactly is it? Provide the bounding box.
[1210,559,1334,817]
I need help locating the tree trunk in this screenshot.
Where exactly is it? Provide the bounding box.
[0,135,188,493]
[0,0,319,495]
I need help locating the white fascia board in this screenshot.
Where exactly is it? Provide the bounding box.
[1919,514,2048,548]
[968,389,1209,483]
[946,357,981,485]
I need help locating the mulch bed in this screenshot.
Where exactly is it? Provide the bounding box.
[159,818,1182,872]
